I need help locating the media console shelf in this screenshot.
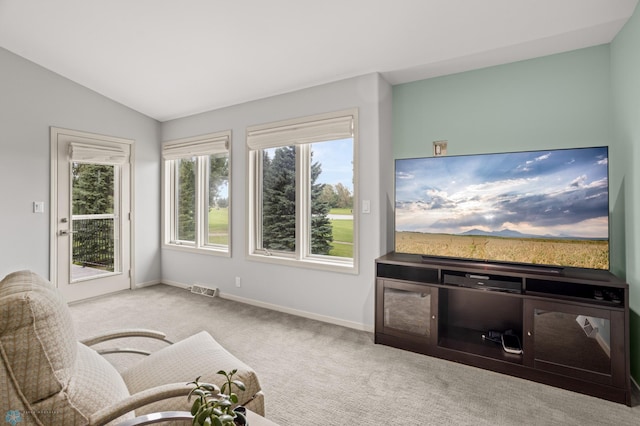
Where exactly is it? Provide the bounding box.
[375,252,631,406]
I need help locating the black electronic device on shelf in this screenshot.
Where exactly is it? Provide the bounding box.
[443,271,523,293]
[501,333,522,355]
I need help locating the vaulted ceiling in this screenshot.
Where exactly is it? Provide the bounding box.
[1,0,637,121]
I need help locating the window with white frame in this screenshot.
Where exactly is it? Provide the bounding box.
[163,131,231,254]
[247,109,357,271]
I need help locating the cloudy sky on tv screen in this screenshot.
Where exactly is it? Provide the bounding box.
[395,147,609,240]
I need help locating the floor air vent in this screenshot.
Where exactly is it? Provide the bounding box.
[191,285,217,297]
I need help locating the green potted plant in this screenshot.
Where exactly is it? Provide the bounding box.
[188,369,248,426]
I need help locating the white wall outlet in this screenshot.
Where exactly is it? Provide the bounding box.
[235,276,241,287]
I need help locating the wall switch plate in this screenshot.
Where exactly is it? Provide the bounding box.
[235,276,241,287]
[362,200,371,214]
[33,201,44,213]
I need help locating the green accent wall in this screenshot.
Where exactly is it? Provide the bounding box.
[611,3,640,384]
[392,45,611,160]
[393,3,640,384]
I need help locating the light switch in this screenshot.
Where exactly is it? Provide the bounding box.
[33,201,45,213]
[362,199,371,214]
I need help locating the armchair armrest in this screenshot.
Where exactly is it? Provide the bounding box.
[115,411,192,426]
[80,329,173,355]
[81,329,174,346]
[88,382,191,426]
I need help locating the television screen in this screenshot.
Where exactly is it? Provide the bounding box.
[395,147,610,270]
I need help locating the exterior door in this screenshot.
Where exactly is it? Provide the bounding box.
[50,127,133,302]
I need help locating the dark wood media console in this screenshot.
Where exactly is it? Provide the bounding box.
[375,252,631,405]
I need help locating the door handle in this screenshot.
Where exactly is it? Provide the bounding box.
[59,229,76,236]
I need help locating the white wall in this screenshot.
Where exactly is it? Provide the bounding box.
[161,73,393,330]
[0,47,162,285]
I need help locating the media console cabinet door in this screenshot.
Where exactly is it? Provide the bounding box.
[523,300,625,388]
[376,279,437,345]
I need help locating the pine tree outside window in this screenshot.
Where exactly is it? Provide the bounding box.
[163,131,231,255]
[247,110,358,272]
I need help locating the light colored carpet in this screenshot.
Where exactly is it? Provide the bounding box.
[69,284,639,426]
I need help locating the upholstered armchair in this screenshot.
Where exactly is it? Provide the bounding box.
[0,270,264,425]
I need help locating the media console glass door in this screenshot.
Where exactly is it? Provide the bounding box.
[523,300,625,387]
[376,279,437,345]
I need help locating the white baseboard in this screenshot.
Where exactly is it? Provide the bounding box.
[161,281,373,333]
[219,292,374,333]
[134,279,162,289]
[156,279,189,289]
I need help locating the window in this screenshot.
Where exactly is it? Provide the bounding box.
[247,110,357,271]
[163,131,231,255]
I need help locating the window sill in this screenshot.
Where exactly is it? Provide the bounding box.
[163,243,230,257]
[247,252,358,274]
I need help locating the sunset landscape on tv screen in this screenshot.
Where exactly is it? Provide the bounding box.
[394,147,610,270]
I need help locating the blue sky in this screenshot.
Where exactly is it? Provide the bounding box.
[395,147,609,239]
[312,138,354,192]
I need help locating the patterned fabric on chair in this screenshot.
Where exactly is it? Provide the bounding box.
[0,271,264,425]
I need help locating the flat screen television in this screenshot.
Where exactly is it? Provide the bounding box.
[394,146,610,271]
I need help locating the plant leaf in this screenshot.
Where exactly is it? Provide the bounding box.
[202,383,219,392]
[196,408,210,425]
[191,399,201,416]
[217,399,232,408]
[219,414,234,424]
[231,380,246,391]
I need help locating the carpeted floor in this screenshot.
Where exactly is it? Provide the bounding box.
[69,284,639,425]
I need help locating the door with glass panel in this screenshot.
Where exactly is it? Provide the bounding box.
[51,128,132,302]
[376,279,438,345]
[523,299,626,387]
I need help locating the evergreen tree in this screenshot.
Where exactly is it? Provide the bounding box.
[71,163,115,269]
[261,147,333,254]
[72,163,114,214]
[262,147,296,251]
[177,158,196,241]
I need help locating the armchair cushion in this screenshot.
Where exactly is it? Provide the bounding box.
[122,331,264,416]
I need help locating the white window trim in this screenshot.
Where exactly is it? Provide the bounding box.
[162,131,231,256]
[246,109,359,274]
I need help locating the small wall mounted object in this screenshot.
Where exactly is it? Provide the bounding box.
[433,140,447,156]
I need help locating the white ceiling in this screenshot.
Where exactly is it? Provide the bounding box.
[1,0,637,122]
